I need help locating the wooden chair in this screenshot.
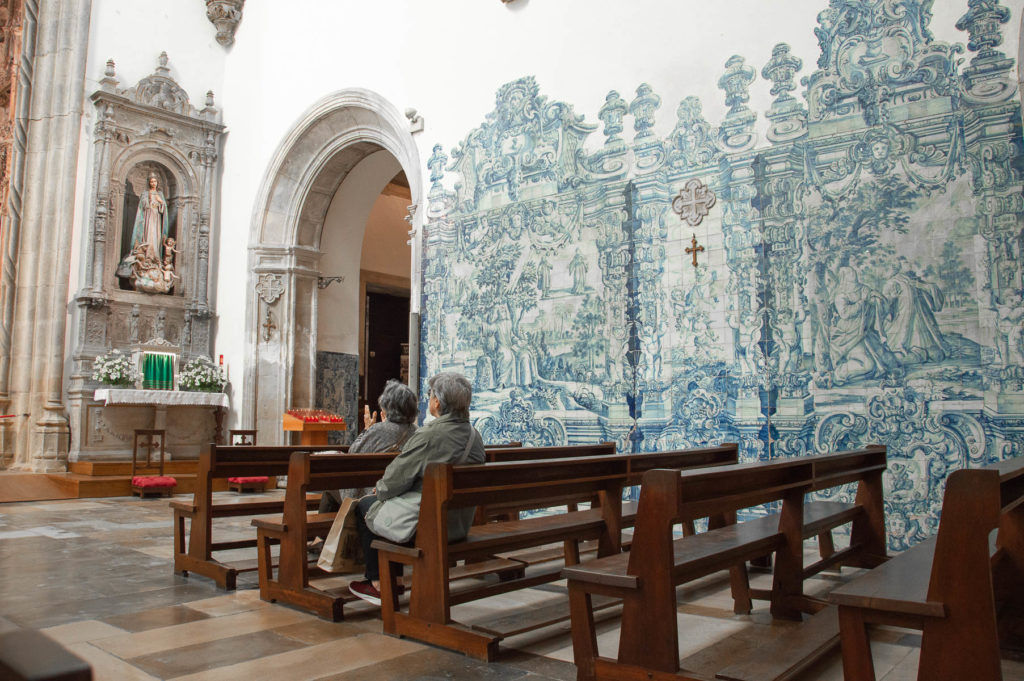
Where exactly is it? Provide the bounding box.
[228,429,268,492]
[130,429,177,497]
[230,429,257,445]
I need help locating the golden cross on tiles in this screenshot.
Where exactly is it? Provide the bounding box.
[685,234,705,268]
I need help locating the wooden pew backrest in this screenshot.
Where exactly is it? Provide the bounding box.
[485,441,615,463]
[626,444,738,484]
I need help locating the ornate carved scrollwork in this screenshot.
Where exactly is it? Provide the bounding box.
[205,0,244,47]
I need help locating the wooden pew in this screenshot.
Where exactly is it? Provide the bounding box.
[829,457,1024,681]
[372,445,740,661]
[478,442,617,522]
[172,443,347,589]
[564,447,888,681]
[375,455,629,661]
[251,450,398,621]
[241,441,545,618]
[0,630,92,681]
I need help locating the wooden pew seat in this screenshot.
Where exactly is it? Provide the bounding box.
[566,501,862,592]
[565,514,784,591]
[374,444,742,661]
[829,538,940,618]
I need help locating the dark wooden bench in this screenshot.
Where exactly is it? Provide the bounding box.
[241,441,543,618]
[564,446,887,681]
[477,442,618,522]
[0,630,92,681]
[374,455,629,661]
[250,450,399,620]
[493,444,742,569]
[171,443,347,589]
[829,456,1024,681]
[372,445,741,661]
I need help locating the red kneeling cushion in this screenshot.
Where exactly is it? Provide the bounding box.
[228,476,269,484]
[132,475,177,488]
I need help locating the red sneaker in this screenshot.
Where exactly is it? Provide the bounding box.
[348,580,381,606]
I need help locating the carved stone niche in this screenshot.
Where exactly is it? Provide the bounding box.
[67,52,226,462]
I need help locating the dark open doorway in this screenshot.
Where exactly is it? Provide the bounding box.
[361,289,410,420]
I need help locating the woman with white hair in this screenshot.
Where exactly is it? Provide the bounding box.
[349,372,485,606]
[317,379,419,514]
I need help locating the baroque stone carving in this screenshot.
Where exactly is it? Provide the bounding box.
[205,0,244,47]
[69,51,225,463]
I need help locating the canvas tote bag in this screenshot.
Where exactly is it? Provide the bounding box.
[365,429,480,543]
[316,496,364,573]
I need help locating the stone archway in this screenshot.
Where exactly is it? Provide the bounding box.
[244,90,422,441]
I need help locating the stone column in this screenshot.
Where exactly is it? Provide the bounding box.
[196,130,217,311]
[5,0,92,471]
[88,103,114,293]
[0,0,37,465]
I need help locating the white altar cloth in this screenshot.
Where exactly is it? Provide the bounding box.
[94,388,229,409]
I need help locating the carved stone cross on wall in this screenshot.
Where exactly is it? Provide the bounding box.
[672,178,716,227]
[685,234,705,268]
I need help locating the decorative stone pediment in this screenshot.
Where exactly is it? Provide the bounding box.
[100,52,219,124]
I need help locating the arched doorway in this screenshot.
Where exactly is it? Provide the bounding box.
[244,90,421,442]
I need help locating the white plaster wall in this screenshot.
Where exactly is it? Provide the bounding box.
[72,0,1024,421]
[316,150,402,355]
[360,193,414,281]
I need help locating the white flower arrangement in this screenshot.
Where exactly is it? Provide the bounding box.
[179,356,226,392]
[92,349,139,387]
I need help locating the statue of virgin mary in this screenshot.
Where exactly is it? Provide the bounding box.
[129,174,169,261]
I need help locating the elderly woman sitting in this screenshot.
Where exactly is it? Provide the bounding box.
[317,379,419,515]
[349,372,485,606]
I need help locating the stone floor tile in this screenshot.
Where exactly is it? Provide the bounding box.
[92,606,313,658]
[0,615,20,634]
[128,629,309,678]
[793,640,915,681]
[41,620,127,645]
[272,618,368,645]
[313,646,533,681]
[64,642,162,681]
[182,589,269,617]
[169,633,423,681]
[2,582,220,629]
[103,604,213,632]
